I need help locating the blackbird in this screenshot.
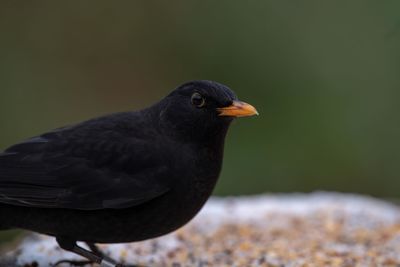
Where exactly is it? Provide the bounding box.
[0,80,258,267]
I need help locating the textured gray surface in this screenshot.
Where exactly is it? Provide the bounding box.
[3,192,400,267]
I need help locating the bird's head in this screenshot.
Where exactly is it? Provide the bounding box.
[156,80,258,144]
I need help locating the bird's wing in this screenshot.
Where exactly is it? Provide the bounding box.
[0,117,171,210]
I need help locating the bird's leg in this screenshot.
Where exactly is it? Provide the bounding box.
[84,243,145,267]
[53,237,116,267]
[86,242,117,264]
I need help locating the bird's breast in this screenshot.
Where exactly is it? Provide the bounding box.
[172,145,223,207]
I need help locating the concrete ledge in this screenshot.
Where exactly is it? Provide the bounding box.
[4,192,400,266]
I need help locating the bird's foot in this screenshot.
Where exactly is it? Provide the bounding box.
[55,238,145,267]
[85,243,145,267]
[52,259,144,267]
[52,259,142,267]
[52,259,131,267]
[85,243,117,264]
[52,259,93,266]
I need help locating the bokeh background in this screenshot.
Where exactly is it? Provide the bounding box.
[1,1,400,203]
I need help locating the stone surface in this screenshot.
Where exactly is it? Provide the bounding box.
[3,192,400,266]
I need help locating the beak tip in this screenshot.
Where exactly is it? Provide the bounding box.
[218,101,259,118]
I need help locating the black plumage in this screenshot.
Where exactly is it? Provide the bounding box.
[0,80,258,266]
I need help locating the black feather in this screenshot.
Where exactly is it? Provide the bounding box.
[0,112,170,210]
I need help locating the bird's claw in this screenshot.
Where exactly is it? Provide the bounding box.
[51,259,144,267]
[52,259,93,267]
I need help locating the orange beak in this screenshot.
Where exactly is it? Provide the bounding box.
[217,100,259,118]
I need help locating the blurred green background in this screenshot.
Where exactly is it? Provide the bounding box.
[0,0,400,201]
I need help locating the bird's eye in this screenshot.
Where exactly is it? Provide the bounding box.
[191,93,206,108]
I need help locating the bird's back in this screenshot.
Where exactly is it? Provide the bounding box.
[0,110,224,242]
